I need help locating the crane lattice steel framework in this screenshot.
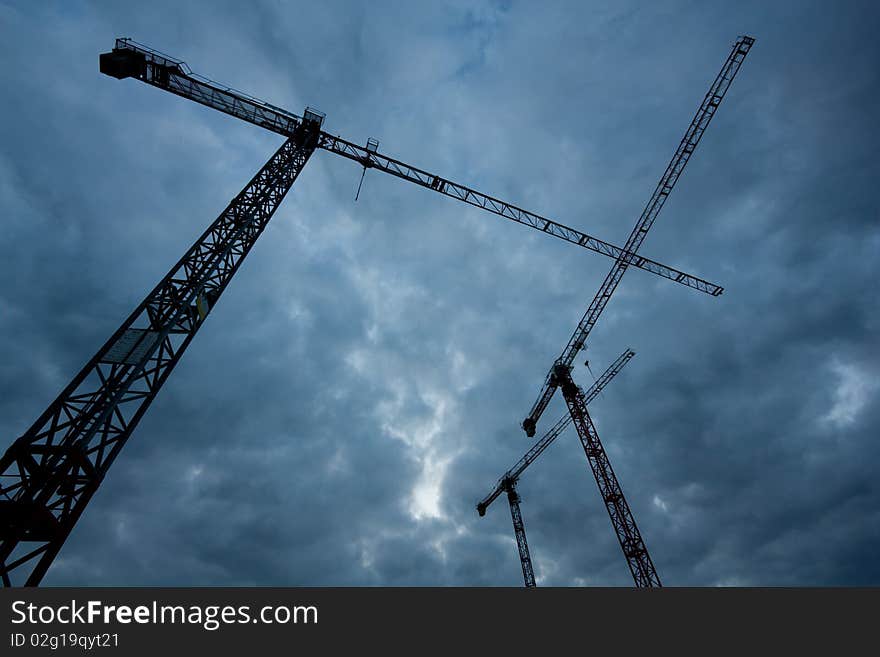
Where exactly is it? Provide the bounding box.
[0,35,751,586]
[478,349,635,587]
[478,349,635,516]
[523,37,755,436]
[484,36,754,587]
[0,119,323,586]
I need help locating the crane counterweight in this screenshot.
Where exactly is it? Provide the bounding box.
[98,47,146,79]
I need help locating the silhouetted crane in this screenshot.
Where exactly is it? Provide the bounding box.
[516,36,755,587]
[503,481,535,588]
[478,349,635,586]
[0,36,745,586]
[477,349,635,517]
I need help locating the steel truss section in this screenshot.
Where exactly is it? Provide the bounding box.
[102,38,303,136]
[523,36,755,437]
[556,369,661,588]
[0,121,321,586]
[477,349,635,516]
[505,482,536,588]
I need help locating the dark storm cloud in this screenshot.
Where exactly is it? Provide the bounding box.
[0,0,877,586]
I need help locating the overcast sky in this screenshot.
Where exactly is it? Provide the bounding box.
[0,0,877,586]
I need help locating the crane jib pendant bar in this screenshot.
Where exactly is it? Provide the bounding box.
[505,483,537,588]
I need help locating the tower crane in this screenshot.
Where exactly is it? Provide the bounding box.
[97,39,722,296]
[0,36,739,586]
[515,36,755,588]
[478,349,635,587]
[522,36,755,437]
[477,349,634,518]
[0,118,324,587]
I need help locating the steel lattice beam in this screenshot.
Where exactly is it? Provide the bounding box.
[556,367,661,587]
[505,482,536,588]
[0,117,322,587]
[319,134,722,296]
[522,36,755,437]
[101,38,724,297]
[477,349,635,516]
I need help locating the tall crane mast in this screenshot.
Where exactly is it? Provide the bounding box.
[0,117,324,586]
[504,481,536,588]
[557,366,661,587]
[481,349,658,586]
[479,349,634,588]
[521,35,755,438]
[477,349,635,517]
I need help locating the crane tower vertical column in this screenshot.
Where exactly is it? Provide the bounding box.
[0,111,323,587]
[554,364,661,588]
[505,480,536,588]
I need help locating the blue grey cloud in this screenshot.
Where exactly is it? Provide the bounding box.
[0,0,877,586]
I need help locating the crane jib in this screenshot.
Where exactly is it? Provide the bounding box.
[476,349,635,517]
[318,134,724,296]
[102,38,723,298]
